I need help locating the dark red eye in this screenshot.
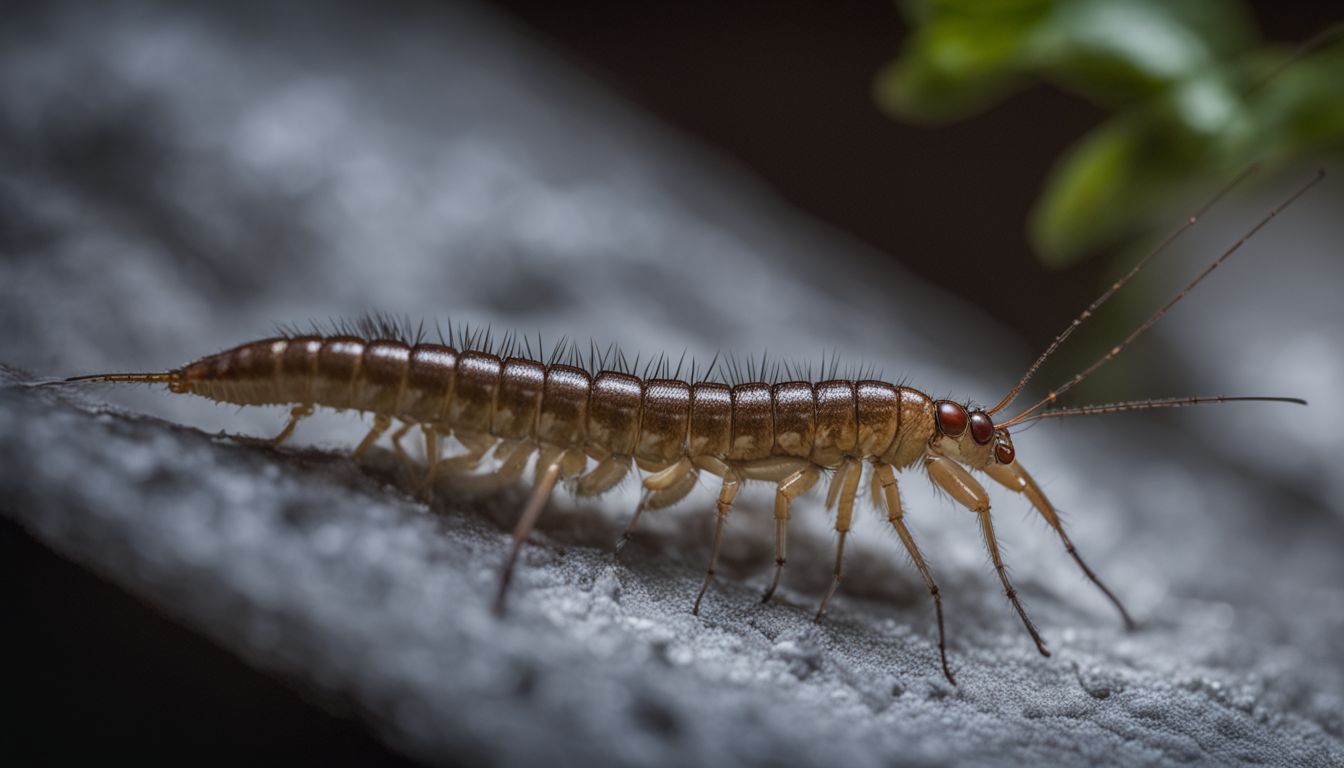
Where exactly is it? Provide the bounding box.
[969,411,994,445]
[994,442,1015,464]
[936,401,967,437]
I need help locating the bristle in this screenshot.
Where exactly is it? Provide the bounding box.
[249,314,890,386]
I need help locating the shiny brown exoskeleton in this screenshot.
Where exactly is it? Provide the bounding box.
[59,169,1320,685]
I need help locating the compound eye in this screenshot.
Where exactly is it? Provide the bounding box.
[935,401,967,437]
[969,411,994,445]
[994,442,1015,464]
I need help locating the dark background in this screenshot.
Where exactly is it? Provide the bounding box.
[488,0,1340,344]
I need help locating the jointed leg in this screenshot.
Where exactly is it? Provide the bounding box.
[270,404,314,446]
[616,457,695,554]
[873,462,955,685]
[760,464,821,604]
[692,472,741,616]
[420,425,441,493]
[441,433,495,472]
[575,454,633,498]
[985,461,1135,629]
[353,413,393,459]
[813,458,860,619]
[389,420,415,463]
[926,454,1050,657]
[494,447,568,614]
[445,441,531,495]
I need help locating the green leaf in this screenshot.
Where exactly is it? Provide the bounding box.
[875,0,1052,122]
[1028,110,1207,267]
[878,1,1343,266]
[878,0,1257,119]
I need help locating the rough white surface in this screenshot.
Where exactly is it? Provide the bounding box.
[1,2,1342,766]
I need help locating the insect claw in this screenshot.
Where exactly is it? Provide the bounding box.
[761,564,784,605]
[692,572,714,616]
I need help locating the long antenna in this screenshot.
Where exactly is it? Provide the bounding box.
[987,165,1258,416]
[992,26,1344,418]
[1000,169,1325,429]
[1012,394,1306,424]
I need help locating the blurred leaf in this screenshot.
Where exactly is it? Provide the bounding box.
[1239,44,1344,161]
[1025,0,1255,104]
[878,0,1344,266]
[1030,72,1240,265]
[874,0,1053,122]
[877,0,1254,121]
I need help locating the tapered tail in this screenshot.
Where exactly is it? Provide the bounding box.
[61,372,176,385]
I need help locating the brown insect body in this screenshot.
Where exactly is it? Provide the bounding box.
[112,328,1051,685]
[177,335,943,475]
[58,167,1322,686]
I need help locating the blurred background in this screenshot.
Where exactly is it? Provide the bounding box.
[2,1,1341,765]
[494,0,1342,336]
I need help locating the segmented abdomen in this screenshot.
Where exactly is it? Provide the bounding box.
[178,336,935,469]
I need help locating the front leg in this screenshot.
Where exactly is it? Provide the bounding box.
[925,454,1050,657]
[984,460,1135,629]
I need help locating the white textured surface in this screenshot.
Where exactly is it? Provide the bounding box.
[1,2,1342,766]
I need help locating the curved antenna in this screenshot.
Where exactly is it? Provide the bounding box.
[987,165,1258,416]
[992,25,1344,418]
[1009,394,1306,426]
[1000,169,1325,429]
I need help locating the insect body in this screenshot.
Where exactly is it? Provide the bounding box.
[69,331,1050,684]
[59,169,1321,685]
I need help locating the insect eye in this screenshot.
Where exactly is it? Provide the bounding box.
[935,401,967,437]
[994,442,1015,464]
[969,411,994,445]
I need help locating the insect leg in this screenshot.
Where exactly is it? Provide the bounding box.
[270,404,314,446]
[494,446,566,614]
[926,454,1050,657]
[389,420,414,463]
[692,469,741,616]
[575,454,633,498]
[616,457,695,553]
[813,457,862,619]
[645,463,699,509]
[872,462,955,685]
[353,413,393,459]
[825,456,853,509]
[444,441,531,495]
[418,425,441,496]
[761,464,821,604]
[442,433,496,472]
[984,461,1135,629]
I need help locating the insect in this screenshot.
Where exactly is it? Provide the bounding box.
[54,167,1321,686]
